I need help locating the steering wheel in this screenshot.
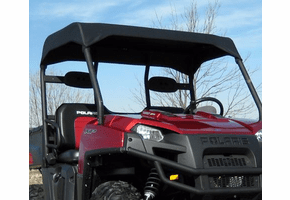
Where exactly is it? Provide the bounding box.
[183,97,224,116]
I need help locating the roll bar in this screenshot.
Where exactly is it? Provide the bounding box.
[236,58,262,121]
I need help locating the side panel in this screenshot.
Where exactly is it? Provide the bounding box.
[29,127,43,168]
[74,116,95,149]
[78,121,124,174]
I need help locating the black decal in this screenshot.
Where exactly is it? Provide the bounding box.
[200,137,208,144]
[209,137,218,145]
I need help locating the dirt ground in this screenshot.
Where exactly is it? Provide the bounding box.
[29,169,44,200]
[29,169,43,185]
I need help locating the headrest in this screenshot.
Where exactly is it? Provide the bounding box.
[64,72,92,88]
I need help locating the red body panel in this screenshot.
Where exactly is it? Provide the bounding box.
[78,118,124,174]
[74,116,95,149]
[77,110,261,174]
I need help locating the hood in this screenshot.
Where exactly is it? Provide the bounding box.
[104,110,261,135]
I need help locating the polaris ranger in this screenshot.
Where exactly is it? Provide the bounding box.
[29,23,262,200]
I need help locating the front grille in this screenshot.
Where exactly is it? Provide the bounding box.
[204,155,252,168]
[207,157,246,167]
[209,175,258,188]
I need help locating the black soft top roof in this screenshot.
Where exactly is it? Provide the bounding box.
[41,22,241,74]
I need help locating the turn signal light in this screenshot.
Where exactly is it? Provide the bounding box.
[170,174,179,181]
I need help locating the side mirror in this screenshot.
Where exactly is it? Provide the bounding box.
[148,77,177,92]
[64,72,92,88]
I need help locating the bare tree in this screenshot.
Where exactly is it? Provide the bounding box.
[29,71,42,128]
[29,69,93,128]
[134,0,261,118]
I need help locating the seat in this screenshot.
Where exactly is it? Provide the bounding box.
[55,103,99,151]
[196,105,217,114]
[55,103,99,163]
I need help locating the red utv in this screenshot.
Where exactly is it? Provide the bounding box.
[29,23,262,200]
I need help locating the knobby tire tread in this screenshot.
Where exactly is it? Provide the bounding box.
[90,181,141,200]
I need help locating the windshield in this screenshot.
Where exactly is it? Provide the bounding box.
[97,57,261,120]
[195,56,261,119]
[97,63,144,113]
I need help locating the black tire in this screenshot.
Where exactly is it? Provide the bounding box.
[29,184,44,200]
[90,181,141,200]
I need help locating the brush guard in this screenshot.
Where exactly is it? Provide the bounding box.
[127,148,262,196]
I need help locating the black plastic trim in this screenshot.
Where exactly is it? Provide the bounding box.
[81,147,124,200]
[77,174,83,200]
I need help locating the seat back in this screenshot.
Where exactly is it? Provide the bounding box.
[55,103,98,151]
[196,105,217,114]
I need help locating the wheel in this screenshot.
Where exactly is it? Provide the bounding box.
[90,181,142,200]
[184,97,224,116]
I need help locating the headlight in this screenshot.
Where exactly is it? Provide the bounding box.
[134,124,164,142]
[255,129,262,142]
